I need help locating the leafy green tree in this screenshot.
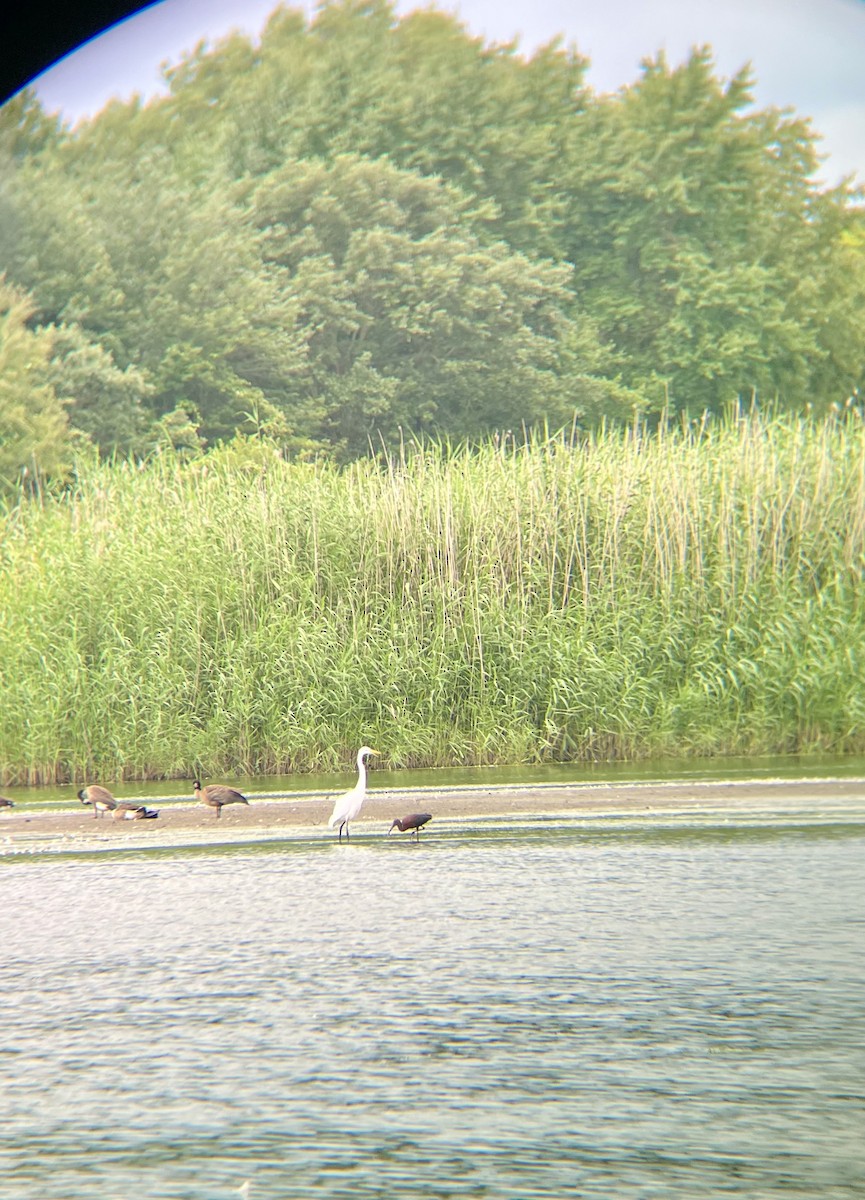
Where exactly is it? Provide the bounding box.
[148,4,865,419]
[248,154,615,456]
[148,402,206,459]
[558,49,865,414]
[3,6,863,451]
[48,324,152,456]
[0,280,70,488]
[0,154,124,339]
[2,139,304,448]
[793,198,865,411]
[357,6,589,257]
[0,87,64,161]
[186,0,589,257]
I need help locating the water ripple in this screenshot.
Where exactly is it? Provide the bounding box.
[1,825,863,1197]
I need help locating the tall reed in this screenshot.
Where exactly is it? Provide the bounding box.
[1,410,863,784]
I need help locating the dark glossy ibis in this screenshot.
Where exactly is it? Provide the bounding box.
[388,812,432,840]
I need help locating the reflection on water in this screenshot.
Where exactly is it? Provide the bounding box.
[2,815,864,1198]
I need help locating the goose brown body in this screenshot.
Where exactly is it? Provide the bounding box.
[78,785,117,818]
[193,780,249,818]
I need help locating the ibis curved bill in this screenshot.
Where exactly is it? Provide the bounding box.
[388,812,432,840]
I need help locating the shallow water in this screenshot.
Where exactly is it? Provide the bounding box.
[2,812,864,1198]
[6,750,865,810]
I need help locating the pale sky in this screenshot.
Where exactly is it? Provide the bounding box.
[25,0,865,185]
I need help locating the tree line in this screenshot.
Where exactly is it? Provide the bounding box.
[1,0,864,486]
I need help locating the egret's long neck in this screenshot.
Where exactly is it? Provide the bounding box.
[356,751,367,789]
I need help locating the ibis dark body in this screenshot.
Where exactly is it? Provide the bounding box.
[388,812,432,839]
[193,780,249,818]
[0,796,14,812]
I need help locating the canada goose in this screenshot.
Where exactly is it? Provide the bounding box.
[388,812,432,840]
[328,747,380,842]
[0,796,14,812]
[78,785,117,818]
[193,780,249,818]
[112,802,159,820]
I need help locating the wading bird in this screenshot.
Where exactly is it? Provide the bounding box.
[388,812,432,840]
[113,802,159,820]
[78,785,117,818]
[193,780,250,819]
[328,746,380,842]
[0,796,14,813]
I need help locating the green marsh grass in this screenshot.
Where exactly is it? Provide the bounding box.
[1,410,864,784]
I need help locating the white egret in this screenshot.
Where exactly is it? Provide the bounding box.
[78,785,117,818]
[328,746,380,842]
[193,780,250,819]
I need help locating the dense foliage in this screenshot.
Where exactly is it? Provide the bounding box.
[1,0,864,484]
[1,411,864,784]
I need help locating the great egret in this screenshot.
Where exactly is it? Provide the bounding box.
[113,802,159,820]
[328,746,380,842]
[388,812,432,840]
[193,780,250,818]
[78,785,117,818]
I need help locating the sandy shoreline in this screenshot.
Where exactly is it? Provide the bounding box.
[1,776,864,856]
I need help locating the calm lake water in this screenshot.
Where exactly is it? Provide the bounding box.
[2,803,864,1198]
[7,750,865,809]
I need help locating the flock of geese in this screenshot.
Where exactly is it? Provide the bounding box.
[0,746,434,842]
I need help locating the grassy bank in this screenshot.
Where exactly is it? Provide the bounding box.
[1,411,864,785]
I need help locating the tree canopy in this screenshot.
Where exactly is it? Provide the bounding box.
[0,0,863,481]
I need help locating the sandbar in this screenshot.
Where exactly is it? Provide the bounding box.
[1,776,864,857]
